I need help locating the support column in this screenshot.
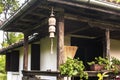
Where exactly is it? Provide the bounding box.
[104,28,111,79]
[105,28,110,58]
[57,12,64,80]
[23,33,29,70]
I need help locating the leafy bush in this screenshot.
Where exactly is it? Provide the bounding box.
[111,57,120,73]
[88,56,110,70]
[59,57,88,80]
[0,73,6,80]
[111,57,120,65]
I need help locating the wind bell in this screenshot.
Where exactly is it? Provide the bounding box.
[48,7,56,54]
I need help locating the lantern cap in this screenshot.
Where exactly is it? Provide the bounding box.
[50,7,54,17]
[48,7,56,26]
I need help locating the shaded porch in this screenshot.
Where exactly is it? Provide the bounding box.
[0,0,120,80]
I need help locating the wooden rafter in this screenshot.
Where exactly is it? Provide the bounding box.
[23,18,48,35]
[64,13,120,30]
[28,12,46,18]
[20,18,39,23]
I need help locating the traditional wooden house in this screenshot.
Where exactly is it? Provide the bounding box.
[0,0,120,80]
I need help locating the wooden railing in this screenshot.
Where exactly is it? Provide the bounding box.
[22,70,120,79]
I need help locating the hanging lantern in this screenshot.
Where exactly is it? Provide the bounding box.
[49,26,56,38]
[48,16,56,26]
[48,7,56,54]
[48,7,56,26]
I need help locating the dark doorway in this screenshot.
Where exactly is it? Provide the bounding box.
[6,50,19,72]
[31,44,40,70]
[71,37,103,80]
[71,37,103,70]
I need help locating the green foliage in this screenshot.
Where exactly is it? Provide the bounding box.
[0,3,4,13]
[1,32,24,48]
[87,56,110,70]
[0,0,19,12]
[0,55,6,74]
[111,57,120,73]
[0,73,6,80]
[7,32,23,44]
[59,57,88,80]
[0,0,20,20]
[111,57,120,65]
[116,0,120,3]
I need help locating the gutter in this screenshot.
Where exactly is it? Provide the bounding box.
[89,0,120,10]
[0,0,38,30]
[48,0,120,15]
[73,0,120,10]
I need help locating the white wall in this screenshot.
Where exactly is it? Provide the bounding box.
[7,72,19,80]
[7,47,22,80]
[39,36,71,80]
[19,47,24,80]
[110,39,120,60]
[6,35,71,80]
[28,45,31,70]
[40,37,57,71]
[40,37,56,80]
[40,36,71,71]
[7,44,31,80]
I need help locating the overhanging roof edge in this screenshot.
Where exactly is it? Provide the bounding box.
[48,0,120,15]
[0,0,38,31]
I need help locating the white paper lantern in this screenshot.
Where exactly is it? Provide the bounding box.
[49,32,55,38]
[49,26,56,33]
[48,16,56,26]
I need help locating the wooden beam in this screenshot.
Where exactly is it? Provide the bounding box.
[20,18,39,23]
[23,18,48,35]
[22,70,117,77]
[57,12,64,80]
[23,33,29,70]
[64,13,120,30]
[14,23,30,26]
[67,26,90,34]
[89,22,120,31]
[28,12,46,18]
[37,5,64,12]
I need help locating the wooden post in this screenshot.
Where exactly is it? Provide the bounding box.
[23,33,29,70]
[105,28,110,58]
[105,28,111,72]
[57,12,64,80]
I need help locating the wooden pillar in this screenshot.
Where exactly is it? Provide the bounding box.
[105,28,110,58]
[23,33,29,70]
[57,12,64,69]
